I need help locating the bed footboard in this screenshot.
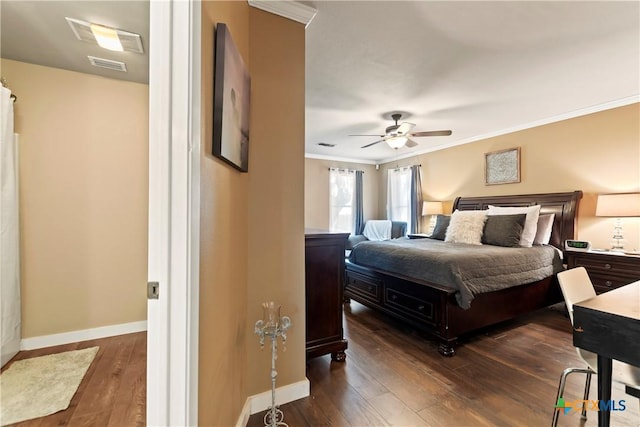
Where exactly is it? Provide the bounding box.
[345,260,562,356]
[345,260,459,355]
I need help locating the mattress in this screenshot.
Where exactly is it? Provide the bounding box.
[348,237,563,308]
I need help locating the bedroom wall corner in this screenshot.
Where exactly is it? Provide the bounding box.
[304,157,379,229]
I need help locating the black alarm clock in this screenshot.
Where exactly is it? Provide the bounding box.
[564,240,592,251]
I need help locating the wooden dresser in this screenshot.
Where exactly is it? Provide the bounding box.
[565,250,640,294]
[305,230,349,361]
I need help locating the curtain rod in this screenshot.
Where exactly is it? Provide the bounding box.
[392,164,421,171]
[328,167,364,173]
[1,77,17,102]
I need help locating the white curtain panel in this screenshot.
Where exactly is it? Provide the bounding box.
[329,168,355,233]
[0,86,20,367]
[387,167,412,231]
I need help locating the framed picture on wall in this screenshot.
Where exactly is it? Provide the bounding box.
[212,23,251,172]
[485,147,520,185]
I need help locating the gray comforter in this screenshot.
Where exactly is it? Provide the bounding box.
[348,238,564,309]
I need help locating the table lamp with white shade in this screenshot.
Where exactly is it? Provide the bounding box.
[422,201,444,235]
[595,193,640,251]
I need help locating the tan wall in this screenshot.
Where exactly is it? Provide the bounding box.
[304,158,379,229]
[200,2,250,425]
[199,3,306,425]
[0,59,148,338]
[377,103,640,250]
[247,7,306,396]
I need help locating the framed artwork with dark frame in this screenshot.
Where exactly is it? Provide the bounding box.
[485,147,521,185]
[213,23,251,172]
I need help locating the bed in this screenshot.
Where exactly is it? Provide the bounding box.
[344,191,582,356]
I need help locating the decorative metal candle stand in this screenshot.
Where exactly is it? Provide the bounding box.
[254,302,291,427]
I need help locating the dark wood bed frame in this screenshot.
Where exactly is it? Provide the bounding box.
[344,191,583,356]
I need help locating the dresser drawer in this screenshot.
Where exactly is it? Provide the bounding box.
[574,258,636,274]
[590,273,636,293]
[565,251,640,293]
[345,271,381,303]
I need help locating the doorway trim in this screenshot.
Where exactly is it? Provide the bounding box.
[147,1,201,425]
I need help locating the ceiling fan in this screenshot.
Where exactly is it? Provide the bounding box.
[350,113,452,149]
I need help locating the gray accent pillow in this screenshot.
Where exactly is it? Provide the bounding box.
[429,215,450,240]
[482,214,526,247]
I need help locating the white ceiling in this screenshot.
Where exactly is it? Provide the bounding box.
[305,1,640,163]
[2,1,638,164]
[1,1,149,84]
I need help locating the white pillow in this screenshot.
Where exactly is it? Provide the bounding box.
[444,210,488,245]
[534,213,555,245]
[487,205,541,247]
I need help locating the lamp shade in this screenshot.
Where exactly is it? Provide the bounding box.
[595,193,640,217]
[422,201,444,216]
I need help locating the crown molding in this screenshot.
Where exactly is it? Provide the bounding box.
[248,1,317,27]
[377,95,640,165]
[305,153,378,165]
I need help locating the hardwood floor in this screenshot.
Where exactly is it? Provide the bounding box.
[248,302,640,427]
[2,332,146,427]
[3,305,638,427]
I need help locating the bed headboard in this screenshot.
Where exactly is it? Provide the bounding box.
[452,191,583,250]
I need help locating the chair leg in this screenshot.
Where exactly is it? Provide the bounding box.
[581,371,592,420]
[552,367,595,427]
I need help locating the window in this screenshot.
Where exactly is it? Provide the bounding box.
[387,167,412,231]
[387,165,423,234]
[329,169,355,233]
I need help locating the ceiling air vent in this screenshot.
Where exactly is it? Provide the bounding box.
[66,17,144,54]
[88,56,127,72]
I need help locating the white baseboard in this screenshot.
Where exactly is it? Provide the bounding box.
[20,320,148,350]
[236,378,310,426]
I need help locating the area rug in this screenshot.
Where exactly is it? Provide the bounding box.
[0,346,99,426]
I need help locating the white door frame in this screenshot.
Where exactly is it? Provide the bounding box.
[147,0,201,425]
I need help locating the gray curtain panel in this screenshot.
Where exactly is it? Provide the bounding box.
[409,165,423,234]
[354,170,364,234]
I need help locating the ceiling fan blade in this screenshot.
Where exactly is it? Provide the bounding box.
[409,130,453,137]
[349,134,385,137]
[396,122,415,135]
[405,139,418,148]
[361,139,385,148]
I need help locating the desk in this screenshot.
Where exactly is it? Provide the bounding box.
[573,280,640,427]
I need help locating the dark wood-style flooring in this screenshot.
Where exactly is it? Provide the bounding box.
[3,304,638,427]
[249,302,639,427]
[2,332,146,427]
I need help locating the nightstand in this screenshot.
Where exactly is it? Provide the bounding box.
[564,250,640,294]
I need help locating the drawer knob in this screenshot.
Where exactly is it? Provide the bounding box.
[391,294,397,300]
[605,280,613,287]
[418,305,425,311]
[604,263,612,270]
[368,286,374,292]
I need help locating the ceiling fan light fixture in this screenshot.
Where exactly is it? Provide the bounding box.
[90,23,123,52]
[386,136,407,149]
